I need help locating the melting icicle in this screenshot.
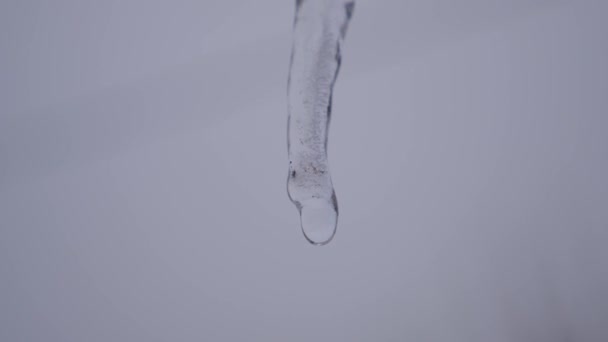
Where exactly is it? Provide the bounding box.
[287,0,354,245]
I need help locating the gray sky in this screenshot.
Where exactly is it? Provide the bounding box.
[1,1,607,341]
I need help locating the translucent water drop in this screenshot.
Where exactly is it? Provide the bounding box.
[287,0,354,245]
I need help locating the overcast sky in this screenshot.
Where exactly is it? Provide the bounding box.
[1,1,607,341]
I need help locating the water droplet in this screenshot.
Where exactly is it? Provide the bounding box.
[300,200,338,245]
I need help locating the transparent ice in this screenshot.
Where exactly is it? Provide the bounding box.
[287,0,354,245]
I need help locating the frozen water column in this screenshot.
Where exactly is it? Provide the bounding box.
[287,0,354,245]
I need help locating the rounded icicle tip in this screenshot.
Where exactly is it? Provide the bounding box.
[299,200,338,246]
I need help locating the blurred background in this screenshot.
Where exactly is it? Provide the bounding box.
[1,0,607,341]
